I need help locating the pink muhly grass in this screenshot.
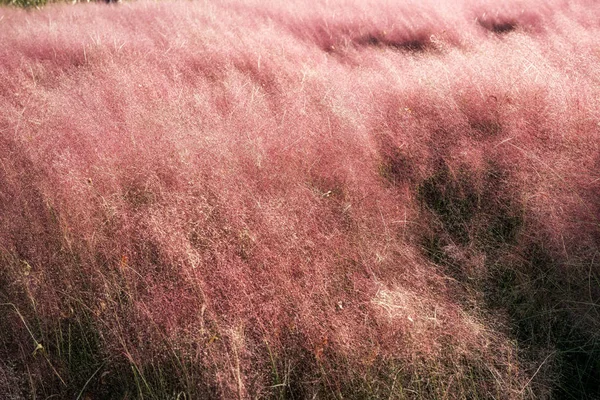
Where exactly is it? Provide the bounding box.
[0,0,599,398]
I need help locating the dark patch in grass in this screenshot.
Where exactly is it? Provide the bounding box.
[478,18,518,34]
[418,160,522,254]
[57,314,102,386]
[52,311,136,399]
[0,359,25,400]
[420,234,473,284]
[486,210,522,245]
[477,165,523,247]
[487,242,600,399]
[555,341,600,399]
[378,137,415,187]
[262,331,321,400]
[469,119,502,137]
[418,161,479,245]
[355,33,431,52]
[416,157,600,398]
[124,181,158,210]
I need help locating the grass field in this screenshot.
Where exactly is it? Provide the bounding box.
[1,0,599,398]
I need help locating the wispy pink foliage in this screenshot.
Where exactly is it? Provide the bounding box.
[1,0,599,398]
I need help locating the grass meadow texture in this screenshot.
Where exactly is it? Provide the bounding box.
[1,0,599,398]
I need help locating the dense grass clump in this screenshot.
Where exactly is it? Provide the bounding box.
[1,0,600,398]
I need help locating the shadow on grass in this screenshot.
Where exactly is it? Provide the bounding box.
[416,159,600,399]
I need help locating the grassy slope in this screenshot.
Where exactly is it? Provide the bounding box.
[0,0,599,398]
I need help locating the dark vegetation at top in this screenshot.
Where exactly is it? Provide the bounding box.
[478,17,518,34]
